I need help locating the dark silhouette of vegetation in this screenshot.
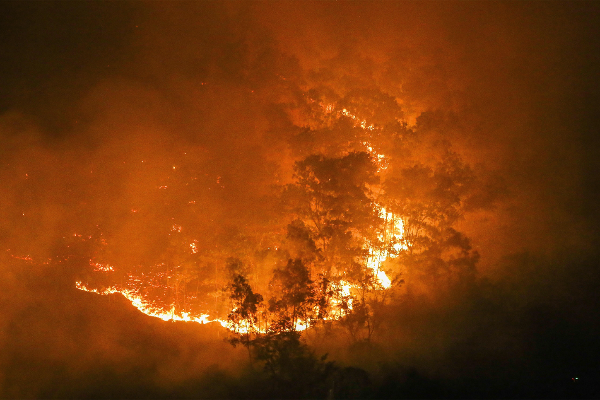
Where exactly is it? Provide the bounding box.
[225,274,263,366]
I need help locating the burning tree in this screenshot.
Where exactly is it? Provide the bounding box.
[278,151,401,340]
[286,152,381,273]
[75,81,494,350]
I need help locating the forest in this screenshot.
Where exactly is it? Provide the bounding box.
[1,1,600,398]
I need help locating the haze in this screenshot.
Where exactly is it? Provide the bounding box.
[1,1,599,398]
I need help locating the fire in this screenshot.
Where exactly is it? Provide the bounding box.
[75,204,404,331]
[341,108,376,131]
[362,141,388,171]
[171,224,182,232]
[72,101,408,334]
[328,280,354,318]
[75,281,212,324]
[91,262,114,272]
[365,207,407,289]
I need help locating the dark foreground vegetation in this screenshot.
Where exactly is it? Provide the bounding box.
[1,250,599,399]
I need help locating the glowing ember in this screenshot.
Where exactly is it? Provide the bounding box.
[171,224,182,232]
[363,141,388,171]
[341,108,375,131]
[91,262,114,272]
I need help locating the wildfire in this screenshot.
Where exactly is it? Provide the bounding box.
[365,207,408,289]
[72,101,408,334]
[91,262,114,272]
[75,204,404,332]
[341,108,375,131]
[328,280,354,318]
[363,141,388,171]
[75,281,212,324]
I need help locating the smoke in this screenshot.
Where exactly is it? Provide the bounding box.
[1,1,599,397]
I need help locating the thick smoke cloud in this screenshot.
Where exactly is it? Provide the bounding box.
[1,1,599,397]
[2,1,598,261]
[252,1,600,264]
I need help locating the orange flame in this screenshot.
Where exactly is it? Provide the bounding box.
[75,281,213,324]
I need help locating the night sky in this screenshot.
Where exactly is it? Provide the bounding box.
[1,1,600,398]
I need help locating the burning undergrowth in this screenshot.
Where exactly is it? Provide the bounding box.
[71,96,486,336]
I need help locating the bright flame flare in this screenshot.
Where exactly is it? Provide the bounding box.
[75,102,408,333]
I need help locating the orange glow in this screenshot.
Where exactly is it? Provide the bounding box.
[365,208,407,289]
[76,281,213,324]
[91,262,114,272]
[73,101,409,334]
[341,108,375,131]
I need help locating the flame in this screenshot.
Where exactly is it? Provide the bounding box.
[73,101,409,333]
[75,281,212,324]
[363,208,407,289]
[75,206,403,331]
[316,104,403,289]
[328,280,354,318]
[362,141,388,171]
[341,108,375,131]
[91,262,114,272]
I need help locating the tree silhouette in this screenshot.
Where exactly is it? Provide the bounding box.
[225,273,263,366]
[268,258,319,332]
[284,152,381,277]
[281,151,399,341]
[383,150,480,293]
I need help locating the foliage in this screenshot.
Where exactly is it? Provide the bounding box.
[383,150,481,292]
[284,151,406,340]
[254,330,335,396]
[268,258,319,332]
[225,266,337,398]
[284,151,383,274]
[223,85,496,373]
[226,273,264,364]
